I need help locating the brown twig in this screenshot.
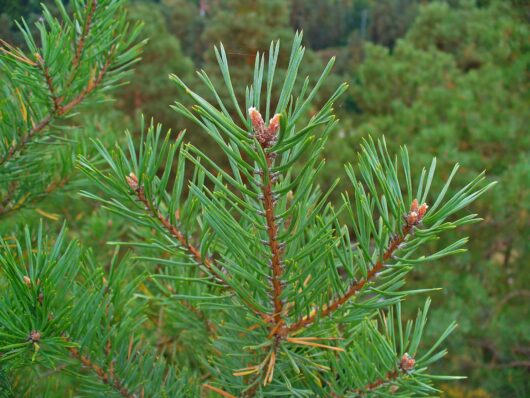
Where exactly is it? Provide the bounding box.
[352,369,400,396]
[262,153,285,327]
[60,46,114,115]
[333,353,416,397]
[72,0,97,69]
[131,183,220,280]
[0,114,52,167]
[236,109,285,393]
[44,175,70,194]
[126,176,271,322]
[248,108,285,334]
[65,342,135,398]
[36,53,62,112]
[240,151,286,394]
[203,383,237,398]
[288,200,428,333]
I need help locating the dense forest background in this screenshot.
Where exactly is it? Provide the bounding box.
[1,0,528,396]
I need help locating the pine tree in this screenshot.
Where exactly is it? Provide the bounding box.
[1,2,495,397]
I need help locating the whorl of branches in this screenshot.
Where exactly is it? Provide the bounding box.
[77,32,493,396]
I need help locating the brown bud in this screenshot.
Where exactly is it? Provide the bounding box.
[399,353,415,371]
[410,198,419,213]
[23,276,31,287]
[125,172,138,190]
[28,330,41,343]
[249,108,280,148]
[267,113,281,136]
[249,107,265,136]
[418,203,428,220]
[407,211,418,226]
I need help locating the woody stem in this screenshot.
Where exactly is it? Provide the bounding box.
[288,223,413,333]
[261,153,285,327]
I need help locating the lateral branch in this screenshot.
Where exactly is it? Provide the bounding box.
[65,342,135,398]
[126,174,270,321]
[288,200,428,333]
[0,42,115,168]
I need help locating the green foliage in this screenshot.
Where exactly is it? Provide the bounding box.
[116,2,194,127]
[1,0,524,396]
[0,0,43,20]
[325,1,529,395]
[162,0,208,64]
[0,0,143,219]
[0,223,195,396]
[290,0,360,49]
[76,33,491,396]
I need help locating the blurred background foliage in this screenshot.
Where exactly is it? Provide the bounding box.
[0,0,528,396]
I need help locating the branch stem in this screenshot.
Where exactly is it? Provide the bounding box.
[354,369,399,394]
[72,0,97,69]
[65,343,135,398]
[288,223,413,333]
[133,186,220,279]
[131,185,271,321]
[0,45,114,168]
[261,153,285,326]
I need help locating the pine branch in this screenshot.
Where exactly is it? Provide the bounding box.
[36,54,62,112]
[65,341,136,398]
[0,0,143,219]
[0,114,52,167]
[288,200,428,333]
[250,109,285,329]
[72,0,98,69]
[331,353,416,397]
[126,172,271,321]
[0,9,112,167]
[60,45,115,115]
[0,49,111,216]
[77,34,493,396]
[0,45,116,218]
[0,46,114,166]
[126,173,220,281]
